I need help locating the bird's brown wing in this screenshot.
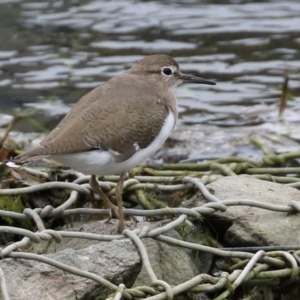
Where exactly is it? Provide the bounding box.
[17,75,169,163]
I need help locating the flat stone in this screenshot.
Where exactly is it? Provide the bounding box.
[201,175,300,247]
[1,221,141,300]
[30,219,213,294]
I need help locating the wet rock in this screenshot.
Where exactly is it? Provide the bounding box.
[1,237,141,300]
[201,176,300,246]
[156,124,300,163]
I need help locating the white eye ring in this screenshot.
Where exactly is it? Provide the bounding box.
[162,67,173,76]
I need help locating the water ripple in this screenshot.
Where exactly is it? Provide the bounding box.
[0,0,299,128]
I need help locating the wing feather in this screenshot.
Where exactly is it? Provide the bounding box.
[17,74,169,163]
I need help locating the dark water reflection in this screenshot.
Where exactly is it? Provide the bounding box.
[0,0,300,131]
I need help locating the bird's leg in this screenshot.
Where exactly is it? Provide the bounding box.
[115,172,127,233]
[89,175,119,221]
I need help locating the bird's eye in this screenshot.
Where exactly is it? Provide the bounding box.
[162,67,173,76]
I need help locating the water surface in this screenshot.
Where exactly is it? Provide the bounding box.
[0,0,300,132]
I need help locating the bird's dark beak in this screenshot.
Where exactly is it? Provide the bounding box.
[180,73,216,85]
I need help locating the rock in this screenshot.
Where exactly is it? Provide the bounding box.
[201,176,300,246]
[133,232,199,287]
[133,221,213,287]
[2,222,141,300]
[32,220,121,254]
[175,220,214,275]
[31,220,213,294]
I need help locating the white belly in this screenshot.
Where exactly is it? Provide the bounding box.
[50,112,175,175]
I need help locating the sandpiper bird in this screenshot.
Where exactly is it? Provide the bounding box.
[16,54,216,232]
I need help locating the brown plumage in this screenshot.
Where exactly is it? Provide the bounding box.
[16,55,181,163]
[14,54,215,233]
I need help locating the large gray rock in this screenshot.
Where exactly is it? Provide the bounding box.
[1,222,141,300]
[202,176,300,246]
[32,220,122,254]
[31,220,213,294]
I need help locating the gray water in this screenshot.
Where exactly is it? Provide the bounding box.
[0,0,300,132]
